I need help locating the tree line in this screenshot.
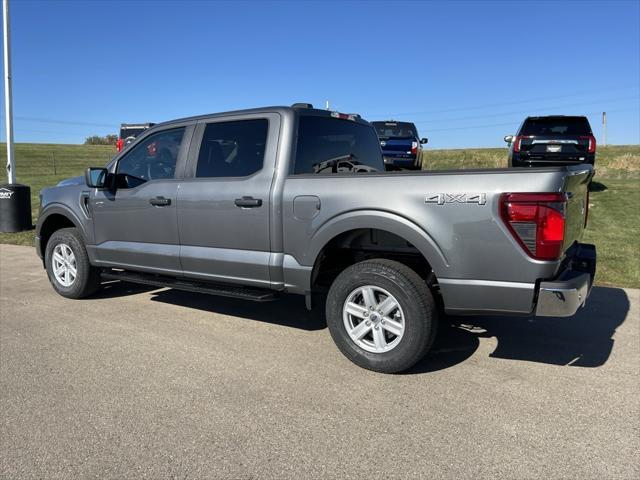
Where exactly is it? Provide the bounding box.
[84,134,118,145]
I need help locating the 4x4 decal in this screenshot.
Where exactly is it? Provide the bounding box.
[425,193,486,205]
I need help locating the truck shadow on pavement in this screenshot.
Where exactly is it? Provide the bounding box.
[100,283,629,373]
[149,289,328,331]
[410,286,630,374]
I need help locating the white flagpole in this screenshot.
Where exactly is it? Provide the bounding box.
[3,0,16,184]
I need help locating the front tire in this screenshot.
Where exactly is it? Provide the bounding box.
[326,259,438,373]
[45,228,101,299]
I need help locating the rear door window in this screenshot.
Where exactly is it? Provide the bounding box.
[195,119,268,178]
[521,117,592,136]
[293,116,384,174]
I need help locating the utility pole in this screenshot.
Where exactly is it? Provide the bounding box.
[602,111,607,147]
[3,0,15,184]
[1,0,31,233]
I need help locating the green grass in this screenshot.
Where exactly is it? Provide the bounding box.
[581,178,640,287]
[421,144,640,177]
[1,143,639,288]
[0,143,116,245]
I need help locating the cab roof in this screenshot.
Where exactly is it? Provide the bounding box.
[150,104,371,130]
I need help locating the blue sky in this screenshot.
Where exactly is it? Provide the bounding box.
[1,0,639,148]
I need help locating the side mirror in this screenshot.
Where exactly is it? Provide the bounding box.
[85,167,108,188]
[504,135,514,143]
[420,138,428,144]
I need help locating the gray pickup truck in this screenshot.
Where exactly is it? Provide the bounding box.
[36,104,596,373]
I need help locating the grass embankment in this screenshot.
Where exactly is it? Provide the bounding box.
[1,143,638,287]
[0,143,115,245]
[421,144,640,178]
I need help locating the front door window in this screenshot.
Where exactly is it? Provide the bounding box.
[116,127,185,188]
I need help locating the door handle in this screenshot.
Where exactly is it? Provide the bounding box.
[149,196,171,206]
[234,196,263,208]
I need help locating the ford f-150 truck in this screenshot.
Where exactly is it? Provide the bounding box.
[35,104,596,373]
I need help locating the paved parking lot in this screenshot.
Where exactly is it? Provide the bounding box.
[1,244,638,479]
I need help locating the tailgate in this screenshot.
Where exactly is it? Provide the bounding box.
[520,135,589,157]
[562,166,593,249]
[380,138,413,157]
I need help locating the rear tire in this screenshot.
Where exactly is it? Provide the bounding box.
[326,259,438,373]
[45,227,101,299]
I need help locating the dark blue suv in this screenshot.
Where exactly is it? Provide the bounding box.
[371,121,428,170]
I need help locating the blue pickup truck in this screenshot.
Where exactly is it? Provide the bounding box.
[371,121,428,170]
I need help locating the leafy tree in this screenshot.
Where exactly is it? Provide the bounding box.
[84,134,118,146]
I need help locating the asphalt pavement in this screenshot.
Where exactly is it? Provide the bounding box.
[1,244,638,479]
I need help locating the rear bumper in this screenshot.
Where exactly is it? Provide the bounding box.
[383,156,420,170]
[511,152,595,167]
[535,243,596,317]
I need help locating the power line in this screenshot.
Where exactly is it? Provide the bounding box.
[0,127,112,138]
[410,95,639,125]
[14,116,116,128]
[423,107,639,133]
[366,85,639,118]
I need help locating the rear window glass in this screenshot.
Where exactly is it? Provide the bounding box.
[293,116,384,174]
[520,117,591,136]
[372,121,418,139]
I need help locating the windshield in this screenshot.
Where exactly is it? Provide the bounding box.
[520,117,592,136]
[372,121,418,139]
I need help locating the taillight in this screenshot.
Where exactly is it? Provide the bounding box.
[330,111,357,121]
[513,135,533,152]
[411,141,418,155]
[513,136,521,152]
[580,135,596,153]
[500,193,567,260]
[116,138,123,152]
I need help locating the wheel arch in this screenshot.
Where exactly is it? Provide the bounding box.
[37,205,89,262]
[306,210,449,291]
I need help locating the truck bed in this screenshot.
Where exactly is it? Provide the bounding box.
[281,164,593,315]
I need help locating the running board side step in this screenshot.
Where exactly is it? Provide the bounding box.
[101,270,278,302]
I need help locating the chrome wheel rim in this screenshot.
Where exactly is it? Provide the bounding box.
[342,285,405,353]
[52,243,77,287]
